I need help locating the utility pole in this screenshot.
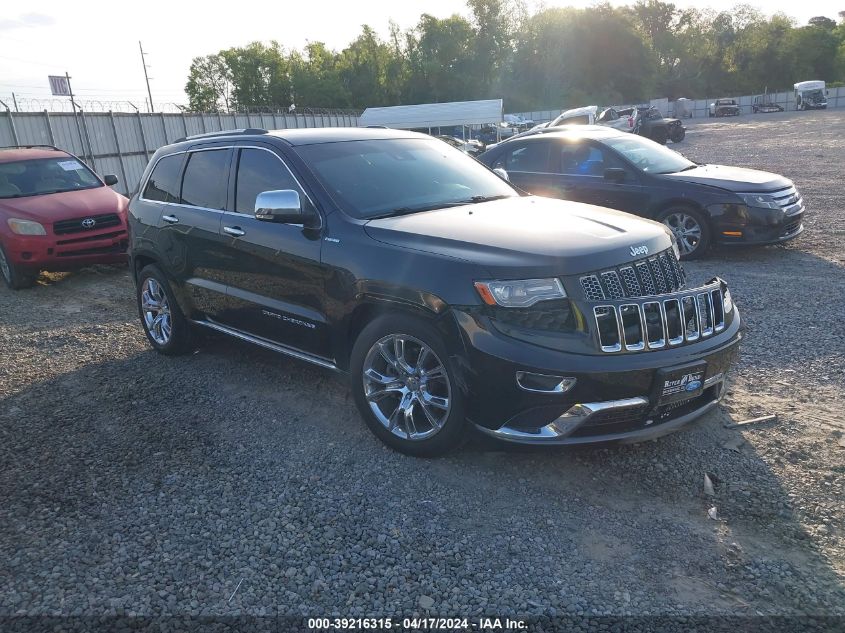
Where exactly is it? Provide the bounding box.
[66,72,87,163]
[139,41,154,113]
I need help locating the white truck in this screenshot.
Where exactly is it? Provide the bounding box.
[794,81,828,110]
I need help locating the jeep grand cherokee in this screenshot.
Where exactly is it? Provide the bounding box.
[128,128,741,456]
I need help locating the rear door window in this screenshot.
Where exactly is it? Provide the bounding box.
[142,154,183,203]
[180,149,230,210]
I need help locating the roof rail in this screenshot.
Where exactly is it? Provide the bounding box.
[0,144,62,151]
[174,128,268,143]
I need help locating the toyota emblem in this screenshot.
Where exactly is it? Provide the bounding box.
[81,218,96,229]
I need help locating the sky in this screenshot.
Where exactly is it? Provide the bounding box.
[0,0,840,111]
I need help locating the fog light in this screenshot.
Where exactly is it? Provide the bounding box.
[516,371,576,394]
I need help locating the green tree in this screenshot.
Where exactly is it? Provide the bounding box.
[185,53,232,112]
[338,25,401,107]
[404,14,479,103]
[182,0,845,113]
[467,0,517,96]
[220,41,291,110]
[504,6,655,111]
[289,42,349,108]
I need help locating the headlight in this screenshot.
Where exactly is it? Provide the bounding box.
[7,219,47,235]
[737,193,781,211]
[474,278,566,307]
[723,288,733,313]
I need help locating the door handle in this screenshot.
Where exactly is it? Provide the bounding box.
[162,214,179,224]
[223,226,245,237]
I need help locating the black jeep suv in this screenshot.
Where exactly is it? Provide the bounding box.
[128,127,741,456]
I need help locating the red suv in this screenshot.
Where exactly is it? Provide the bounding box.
[0,145,129,289]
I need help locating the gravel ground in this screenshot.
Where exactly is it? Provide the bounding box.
[1,110,844,628]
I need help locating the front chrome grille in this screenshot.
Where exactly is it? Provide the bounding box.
[769,185,804,216]
[580,249,685,301]
[592,281,726,353]
[53,213,122,235]
[600,271,625,299]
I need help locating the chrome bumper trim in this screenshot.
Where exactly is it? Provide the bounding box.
[477,375,728,445]
[475,396,649,444]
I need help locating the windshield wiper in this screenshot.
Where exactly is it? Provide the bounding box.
[678,165,699,172]
[366,204,461,220]
[366,195,514,220]
[464,194,512,204]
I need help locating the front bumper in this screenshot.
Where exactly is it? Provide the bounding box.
[455,280,741,445]
[715,214,804,246]
[710,203,804,246]
[476,373,727,445]
[3,230,129,271]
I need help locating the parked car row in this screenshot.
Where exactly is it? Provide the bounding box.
[435,135,485,156]
[491,104,686,149]
[124,127,746,456]
[0,125,805,458]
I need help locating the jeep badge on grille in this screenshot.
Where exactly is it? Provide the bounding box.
[630,244,649,257]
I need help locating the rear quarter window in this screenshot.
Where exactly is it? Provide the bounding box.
[143,154,183,203]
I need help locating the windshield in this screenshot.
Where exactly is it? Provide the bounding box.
[0,157,102,199]
[297,138,517,219]
[603,135,695,174]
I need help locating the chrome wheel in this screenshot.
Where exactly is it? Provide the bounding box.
[663,212,702,256]
[141,277,172,345]
[0,247,10,283]
[362,334,451,441]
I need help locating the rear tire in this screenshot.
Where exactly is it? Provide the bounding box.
[137,264,192,355]
[669,126,685,143]
[350,314,466,457]
[658,206,711,260]
[0,244,37,290]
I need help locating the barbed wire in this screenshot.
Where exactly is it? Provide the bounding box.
[4,97,363,117]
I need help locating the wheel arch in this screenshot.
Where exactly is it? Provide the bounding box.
[653,197,709,222]
[338,296,468,374]
[131,250,159,281]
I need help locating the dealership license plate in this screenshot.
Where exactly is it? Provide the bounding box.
[654,361,707,405]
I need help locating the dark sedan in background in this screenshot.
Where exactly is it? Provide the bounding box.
[479,127,804,259]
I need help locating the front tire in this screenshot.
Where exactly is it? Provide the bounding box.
[659,206,711,260]
[137,264,192,355]
[350,314,466,457]
[651,127,668,145]
[0,244,37,290]
[669,126,685,143]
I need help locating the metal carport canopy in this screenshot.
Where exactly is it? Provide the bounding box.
[359,99,503,129]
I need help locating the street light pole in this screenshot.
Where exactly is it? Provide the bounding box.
[139,41,154,113]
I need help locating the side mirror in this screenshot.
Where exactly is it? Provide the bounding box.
[493,167,510,181]
[255,189,307,224]
[103,174,119,186]
[604,168,626,183]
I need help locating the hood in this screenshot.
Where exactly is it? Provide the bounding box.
[364,196,672,277]
[658,164,792,193]
[0,186,128,224]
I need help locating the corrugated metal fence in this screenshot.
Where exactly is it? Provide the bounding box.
[0,110,360,197]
